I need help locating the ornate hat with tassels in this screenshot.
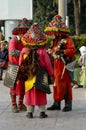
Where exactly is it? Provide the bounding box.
[44,14,70,35]
[12,18,30,35]
[21,23,48,47]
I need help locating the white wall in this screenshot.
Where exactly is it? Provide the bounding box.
[5,21,18,41]
[0,0,33,41]
[0,0,33,20]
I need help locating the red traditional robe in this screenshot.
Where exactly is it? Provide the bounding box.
[52,36,76,101]
[19,47,54,106]
[8,36,25,95]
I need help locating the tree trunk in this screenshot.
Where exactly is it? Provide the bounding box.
[73,0,81,35]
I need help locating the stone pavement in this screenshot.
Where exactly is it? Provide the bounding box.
[0,80,86,130]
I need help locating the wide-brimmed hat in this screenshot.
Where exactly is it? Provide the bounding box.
[21,23,48,47]
[12,18,30,35]
[44,14,70,35]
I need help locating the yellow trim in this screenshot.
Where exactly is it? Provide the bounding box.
[21,37,48,46]
[25,76,36,92]
[44,27,70,33]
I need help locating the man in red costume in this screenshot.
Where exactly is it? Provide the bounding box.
[44,14,76,112]
[8,18,30,113]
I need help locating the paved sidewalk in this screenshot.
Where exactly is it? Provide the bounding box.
[0,81,86,130]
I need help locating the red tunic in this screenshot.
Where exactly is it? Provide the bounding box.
[19,47,54,106]
[8,36,25,95]
[52,36,76,101]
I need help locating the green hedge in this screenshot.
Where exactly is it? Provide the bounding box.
[71,34,86,53]
[71,34,86,66]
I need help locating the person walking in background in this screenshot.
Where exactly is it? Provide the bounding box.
[0,40,8,80]
[17,23,54,118]
[74,46,86,88]
[8,18,30,113]
[44,14,76,112]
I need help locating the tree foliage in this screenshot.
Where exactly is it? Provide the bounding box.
[31,0,58,29]
[31,0,86,35]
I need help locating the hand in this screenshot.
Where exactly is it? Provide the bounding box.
[48,75,54,84]
[56,50,64,55]
[78,61,83,67]
[47,48,52,55]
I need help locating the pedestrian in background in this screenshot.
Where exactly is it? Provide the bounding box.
[74,46,86,88]
[0,40,8,80]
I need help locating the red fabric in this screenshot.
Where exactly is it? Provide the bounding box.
[25,87,47,106]
[53,59,72,101]
[19,47,53,106]
[8,37,24,65]
[8,36,25,95]
[3,61,8,69]
[64,36,76,58]
[10,81,25,95]
[18,95,24,105]
[36,47,53,75]
[19,47,29,65]
[52,36,76,101]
